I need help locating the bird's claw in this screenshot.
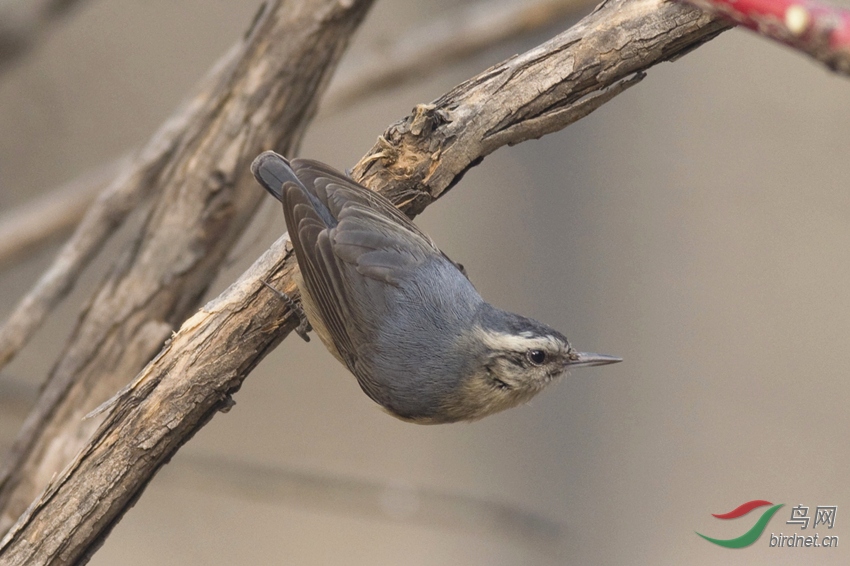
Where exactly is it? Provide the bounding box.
[260,279,311,343]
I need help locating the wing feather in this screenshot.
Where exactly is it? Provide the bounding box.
[281,183,355,365]
[257,154,450,383]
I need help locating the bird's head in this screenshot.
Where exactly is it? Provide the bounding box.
[441,308,620,422]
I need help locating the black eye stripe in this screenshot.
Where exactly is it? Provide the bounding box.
[508,355,524,367]
[497,351,548,367]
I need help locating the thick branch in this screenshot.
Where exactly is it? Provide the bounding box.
[0,0,724,563]
[350,0,728,212]
[0,0,374,552]
[0,0,591,270]
[0,40,244,371]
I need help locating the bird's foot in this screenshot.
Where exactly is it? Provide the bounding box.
[260,280,312,342]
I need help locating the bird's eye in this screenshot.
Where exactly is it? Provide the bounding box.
[527,349,547,366]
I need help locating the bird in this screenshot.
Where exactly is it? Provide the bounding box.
[251,151,620,424]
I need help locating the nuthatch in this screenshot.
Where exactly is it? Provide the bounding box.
[251,151,620,423]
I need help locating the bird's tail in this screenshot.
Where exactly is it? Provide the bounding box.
[251,151,306,202]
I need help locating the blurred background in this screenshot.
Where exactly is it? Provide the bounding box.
[0,0,848,564]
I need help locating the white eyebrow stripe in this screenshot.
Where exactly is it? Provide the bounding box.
[474,328,561,353]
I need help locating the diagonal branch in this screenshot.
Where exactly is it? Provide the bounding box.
[0,158,122,268]
[0,0,375,546]
[0,0,592,272]
[322,0,594,112]
[349,0,728,212]
[0,0,725,563]
[0,38,246,371]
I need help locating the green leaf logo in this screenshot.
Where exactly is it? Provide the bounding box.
[696,501,784,549]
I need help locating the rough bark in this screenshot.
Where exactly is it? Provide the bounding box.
[0,0,726,563]
[323,0,594,112]
[0,0,591,270]
[0,41,242,371]
[350,0,728,213]
[0,0,374,551]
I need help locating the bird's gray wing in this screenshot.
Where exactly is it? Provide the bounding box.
[280,158,452,384]
[291,159,469,279]
[289,159,443,285]
[290,160,429,237]
[281,181,357,362]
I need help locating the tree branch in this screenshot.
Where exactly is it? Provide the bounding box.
[349,0,728,213]
[0,0,725,563]
[0,0,592,272]
[0,39,245,372]
[0,0,375,547]
[171,453,561,542]
[322,0,594,112]
[0,158,122,268]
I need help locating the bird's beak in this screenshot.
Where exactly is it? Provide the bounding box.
[566,350,622,368]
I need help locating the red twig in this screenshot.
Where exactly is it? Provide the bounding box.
[678,0,850,75]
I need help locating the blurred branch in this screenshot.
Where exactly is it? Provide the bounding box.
[0,0,591,272]
[679,0,850,75]
[0,157,124,268]
[0,40,239,372]
[0,0,725,562]
[0,377,37,422]
[0,0,375,555]
[322,0,594,112]
[174,454,561,544]
[0,0,87,73]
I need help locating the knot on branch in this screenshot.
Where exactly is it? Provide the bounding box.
[406,103,451,137]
